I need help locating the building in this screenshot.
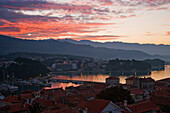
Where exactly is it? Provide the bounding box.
[127,100,160,113]
[0,101,10,113]
[130,88,148,102]
[106,77,120,85]
[126,77,155,90]
[76,99,122,113]
[125,77,140,88]
[139,77,155,90]
[19,90,40,104]
[155,78,170,87]
[52,63,77,71]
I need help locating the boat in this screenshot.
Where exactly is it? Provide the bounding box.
[44,83,51,87]
[0,84,18,91]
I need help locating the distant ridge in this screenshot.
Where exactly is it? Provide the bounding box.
[57,38,170,56]
[0,34,170,60]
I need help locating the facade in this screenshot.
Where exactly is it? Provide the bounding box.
[106,77,120,85]
[139,77,155,90]
[52,63,77,71]
[125,77,140,88]
[77,99,122,113]
[126,77,155,90]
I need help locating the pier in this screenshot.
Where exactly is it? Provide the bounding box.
[50,79,102,84]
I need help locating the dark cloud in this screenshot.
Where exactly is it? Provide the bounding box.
[0,27,20,32]
[0,9,60,23]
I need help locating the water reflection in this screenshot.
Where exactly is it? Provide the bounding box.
[45,82,80,90]
[51,65,170,88]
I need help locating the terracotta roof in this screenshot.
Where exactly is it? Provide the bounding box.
[128,100,158,113]
[125,77,138,80]
[77,88,94,94]
[151,95,170,106]
[20,93,34,100]
[155,87,170,96]
[10,103,29,113]
[155,82,167,87]
[45,104,67,111]
[130,88,145,95]
[42,88,66,98]
[33,98,55,107]
[140,77,155,82]
[21,90,33,94]
[65,94,86,103]
[42,107,73,113]
[4,95,19,103]
[76,99,111,113]
[156,78,170,82]
[106,77,119,80]
[0,101,10,111]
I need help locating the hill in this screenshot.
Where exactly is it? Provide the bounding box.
[0,57,49,80]
[0,35,169,60]
[57,39,170,56]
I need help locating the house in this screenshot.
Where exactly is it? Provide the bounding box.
[155,87,170,97]
[42,107,73,113]
[127,100,160,113]
[125,77,140,88]
[139,77,155,90]
[41,88,66,100]
[126,77,155,90]
[10,103,29,113]
[106,77,120,85]
[130,88,148,102]
[4,95,19,104]
[155,78,170,87]
[33,98,55,107]
[76,99,122,113]
[0,101,10,113]
[151,95,170,106]
[19,90,40,104]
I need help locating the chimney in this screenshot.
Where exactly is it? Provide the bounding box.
[83,108,88,113]
[124,100,127,107]
[22,104,25,108]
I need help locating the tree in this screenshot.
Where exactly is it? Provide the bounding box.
[29,103,45,113]
[96,86,134,104]
[5,57,49,79]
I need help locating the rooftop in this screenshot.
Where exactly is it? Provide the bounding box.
[128,100,158,113]
[140,77,155,82]
[76,99,111,113]
[125,77,138,80]
[106,77,120,80]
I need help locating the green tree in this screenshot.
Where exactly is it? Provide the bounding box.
[96,86,134,104]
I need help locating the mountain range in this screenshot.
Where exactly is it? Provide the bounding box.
[57,39,170,56]
[0,35,170,61]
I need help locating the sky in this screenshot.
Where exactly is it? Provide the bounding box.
[0,0,170,44]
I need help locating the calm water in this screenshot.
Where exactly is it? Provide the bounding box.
[10,65,170,94]
[50,65,170,89]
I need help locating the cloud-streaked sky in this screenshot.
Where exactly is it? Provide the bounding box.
[0,0,170,44]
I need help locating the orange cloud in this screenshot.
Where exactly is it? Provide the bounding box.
[0,17,114,40]
[167,31,170,36]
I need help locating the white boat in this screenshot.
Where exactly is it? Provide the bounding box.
[0,84,18,91]
[8,85,18,91]
[44,83,51,87]
[20,80,31,85]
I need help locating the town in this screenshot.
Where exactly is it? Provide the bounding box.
[0,56,169,113]
[0,75,169,113]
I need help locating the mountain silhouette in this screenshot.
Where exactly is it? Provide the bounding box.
[57,39,170,56]
[0,35,169,60]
